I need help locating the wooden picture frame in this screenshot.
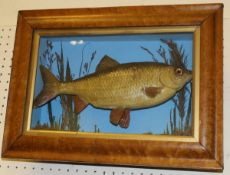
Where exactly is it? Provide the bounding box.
[2,4,223,171]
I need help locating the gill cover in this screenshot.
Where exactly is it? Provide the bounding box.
[159,66,180,89]
[160,66,192,90]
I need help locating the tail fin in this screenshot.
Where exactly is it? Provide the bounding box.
[33,65,60,108]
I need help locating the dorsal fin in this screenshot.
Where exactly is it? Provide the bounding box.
[96,55,119,72]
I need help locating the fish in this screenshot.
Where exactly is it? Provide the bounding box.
[33,55,192,129]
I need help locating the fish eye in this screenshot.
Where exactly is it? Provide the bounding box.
[175,68,183,76]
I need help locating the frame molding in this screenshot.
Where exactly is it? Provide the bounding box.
[2,4,223,172]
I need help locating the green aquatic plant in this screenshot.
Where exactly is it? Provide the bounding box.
[141,39,192,136]
[35,41,81,131]
[34,40,97,131]
[55,43,80,131]
[79,43,97,77]
[34,119,61,130]
[39,40,56,129]
[161,39,192,136]
[94,124,100,133]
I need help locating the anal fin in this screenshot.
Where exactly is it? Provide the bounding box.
[73,95,88,114]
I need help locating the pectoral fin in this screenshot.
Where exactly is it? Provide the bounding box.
[110,108,130,129]
[143,87,162,98]
[73,95,88,114]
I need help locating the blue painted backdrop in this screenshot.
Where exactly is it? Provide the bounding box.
[31,32,193,135]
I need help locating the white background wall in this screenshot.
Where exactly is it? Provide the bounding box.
[0,0,229,174]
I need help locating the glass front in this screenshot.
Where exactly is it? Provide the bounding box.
[30,32,194,136]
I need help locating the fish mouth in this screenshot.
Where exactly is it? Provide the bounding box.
[186,70,192,82]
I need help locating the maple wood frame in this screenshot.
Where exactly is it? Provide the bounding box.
[2,4,223,172]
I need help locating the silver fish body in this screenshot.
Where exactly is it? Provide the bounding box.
[33,56,192,128]
[59,62,191,109]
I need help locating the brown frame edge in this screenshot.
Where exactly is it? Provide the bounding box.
[1,4,223,172]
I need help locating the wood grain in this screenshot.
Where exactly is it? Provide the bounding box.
[1,4,223,172]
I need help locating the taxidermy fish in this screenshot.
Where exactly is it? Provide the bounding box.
[33,55,192,128]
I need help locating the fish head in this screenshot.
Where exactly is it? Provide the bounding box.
[160,66,192,90]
